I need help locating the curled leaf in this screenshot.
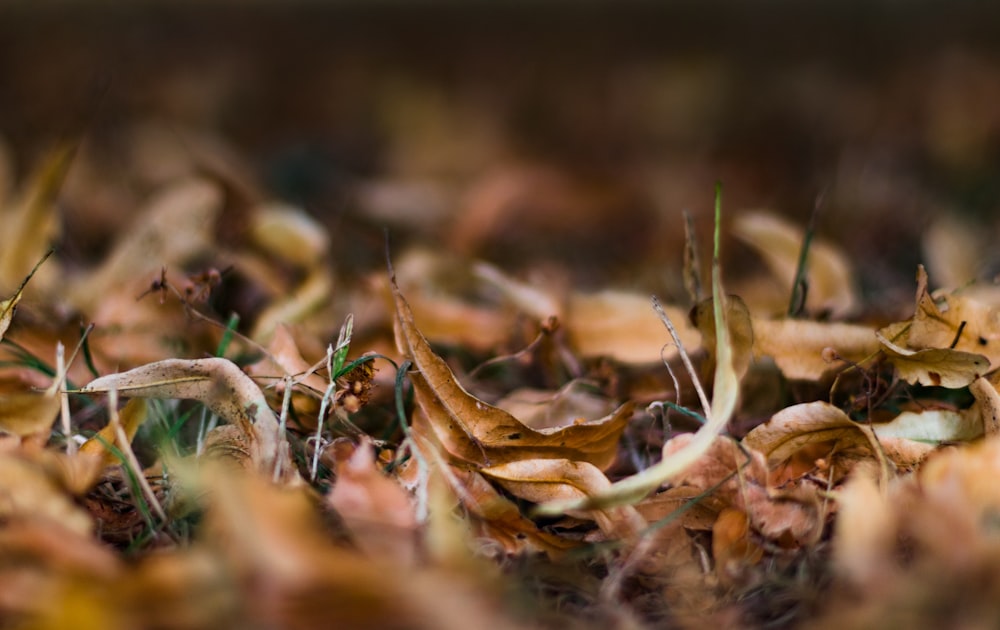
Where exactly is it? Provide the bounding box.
[877,322,988,388]
[392,275,631,469]
[481,458,645,539]
[732,210,857,317]
[81,358,294,479]
[743,401,881,466]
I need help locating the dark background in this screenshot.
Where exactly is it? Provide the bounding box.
[2,2,999,300]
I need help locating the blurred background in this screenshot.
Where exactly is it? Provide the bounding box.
[2,1,999,304]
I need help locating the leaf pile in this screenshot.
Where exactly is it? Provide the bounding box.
[2,133,1000,630]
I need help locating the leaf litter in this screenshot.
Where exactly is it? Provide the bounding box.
[1,135,1000,630]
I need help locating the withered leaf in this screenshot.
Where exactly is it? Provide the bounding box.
[0,145,73,292]
[752,318,879,380]
[732,210,857,317]
[82,358,294,479]
[743,401,883,468]
[877,321,989,388]
[0,389,60,438]
[79,398,149,467]
[391,275,632,469]
[970,375,1000,436]
[481,458,645,539]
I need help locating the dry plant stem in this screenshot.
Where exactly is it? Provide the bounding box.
[310,347,339,482]
[653,296,710,418]
[274,374,294,483]
[55,343,75,454]
[108,387,166,521]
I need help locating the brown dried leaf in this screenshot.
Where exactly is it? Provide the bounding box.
[481,458,646,539]
[970,375,1000,436]
[877,321,989,388]
[0,144,73,293]
[0,250,51,342]
[871,406,983,443]
[79,398,149,467]
[732,210,857,317]
[743,401,883,469]
[445,466,577,556]
[0,455,94,536]
[0,389,60,438]
[903,265,1000,367]
[68,177,222,313]
[392,276,632,469]
[567,290,700,364]
[752,318,879,380]
[327,438,419,565]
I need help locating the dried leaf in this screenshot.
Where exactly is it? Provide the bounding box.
[250,202,330,268]
[0,389,61,438]
[327,439,419,565]
[0,455,94,536]
[752,318,879,380]
[742,401,881,467]
[481,458,646,539]
[877,322,988,388]
[871,406,983,443]
[493,381,617,431]
[0,250,52,342]
[732,210,857,317]
[68,177,222,313]
[251,268,334,344]
[567,290,700,364]
[81,358,294,479]
[0,145,73,292]
[970,375,1000,436]
[392,276,632,469]
[902,265,1000,368]
[79,398,149,467]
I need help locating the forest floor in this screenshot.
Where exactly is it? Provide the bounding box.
[2,5,1000,628]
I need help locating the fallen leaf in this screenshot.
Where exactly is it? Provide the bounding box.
[327,438,419,565]
[752,318,879,380]
[970,375,1000,436]
[567,290,700,364]
[877,321,989,388]
[392,275,632,469]
[481,458,646,539]
[732,210,858,317]
[81,358,295,480]
[0,145,73,293]
[79,398,149,467]
[743,401,882,468]
[0,389,61,438]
